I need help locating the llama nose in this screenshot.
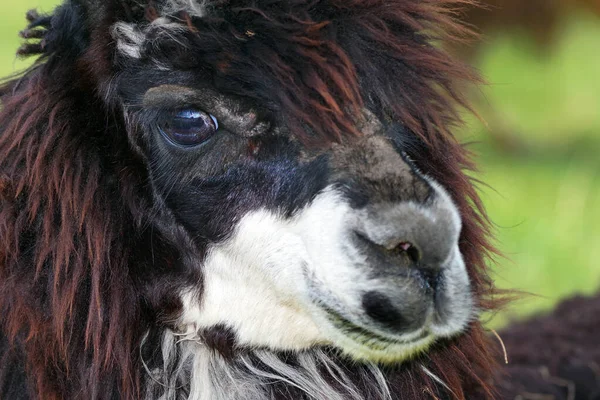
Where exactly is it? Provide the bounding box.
[352,190,461,283]
[349,190,463,333]
[353,232,443,292]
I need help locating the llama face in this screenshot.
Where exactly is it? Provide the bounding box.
[112,9,473,364]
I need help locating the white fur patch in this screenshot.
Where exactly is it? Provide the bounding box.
[178,208,324,350]
[112,22,145,59]
[179,189,354,350]
[111,18,191,61]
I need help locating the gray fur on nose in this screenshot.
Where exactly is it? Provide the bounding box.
[354,189,462,274]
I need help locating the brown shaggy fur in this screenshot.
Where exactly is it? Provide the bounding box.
[0,1,511,399]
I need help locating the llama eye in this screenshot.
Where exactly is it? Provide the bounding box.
[159,109,219,147]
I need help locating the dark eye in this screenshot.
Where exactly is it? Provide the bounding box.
[159,109,219,147]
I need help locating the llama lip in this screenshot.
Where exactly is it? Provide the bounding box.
[304,269,437,351]
[322,306,431,347]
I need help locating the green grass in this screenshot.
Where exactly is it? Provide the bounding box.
[463,12,600,325]
[1,2,600,327]
[478,147,600,326]
[472,13,600,146]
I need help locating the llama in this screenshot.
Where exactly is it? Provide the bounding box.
[4,0,591,399]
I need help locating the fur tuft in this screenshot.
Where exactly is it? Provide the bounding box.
[142,329,392,400]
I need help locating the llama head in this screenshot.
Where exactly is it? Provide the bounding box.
[97,0,478,364]
[17,0,484,368]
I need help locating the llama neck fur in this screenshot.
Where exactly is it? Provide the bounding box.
[143,329,393,400]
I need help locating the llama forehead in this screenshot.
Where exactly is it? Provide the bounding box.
[106,0,471,147]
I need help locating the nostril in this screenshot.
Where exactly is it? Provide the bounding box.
[398,242,412,252]
[354,231,423,266]
[389,241,420,264]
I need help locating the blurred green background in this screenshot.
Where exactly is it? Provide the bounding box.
[1,1,599,327]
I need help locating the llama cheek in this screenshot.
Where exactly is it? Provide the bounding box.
[177,210,329,350]
[179,284,325,350]
[173,189,377,351]
[290,188,370,311]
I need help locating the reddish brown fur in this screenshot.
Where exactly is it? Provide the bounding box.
[0,79,147,398]
[0,1,509,398]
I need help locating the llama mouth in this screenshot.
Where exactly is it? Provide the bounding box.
[322,306,431,350]
[303,262,440,359]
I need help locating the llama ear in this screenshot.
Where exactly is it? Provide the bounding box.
[17,2,91,59]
